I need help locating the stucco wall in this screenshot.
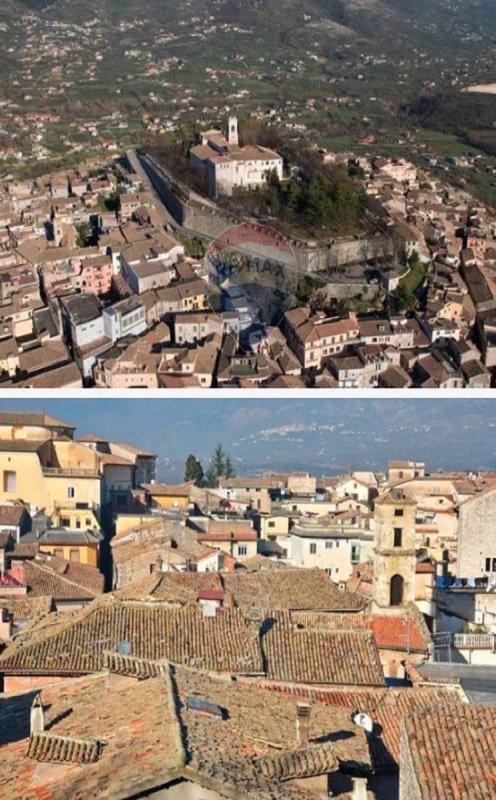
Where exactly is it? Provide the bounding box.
[457,489,496,578]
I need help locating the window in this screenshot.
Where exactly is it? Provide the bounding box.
[69,549,80,562]
[394,508,404,517]
[309,543,317,554]
[390,574,404,606]
[75,518,81,529]
[67,487,75,499]
[325,541,333,549]
[238,545,247,556]
[393,528,402,547]
[268,521,275,528]
[3,471,16,493]
[53,548,64,558]
[485,557,496,572]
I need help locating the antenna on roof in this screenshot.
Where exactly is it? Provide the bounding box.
[353,712,374,734]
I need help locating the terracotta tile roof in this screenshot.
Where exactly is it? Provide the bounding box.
[0,672,184,800]
[289,608,430,653]
[246,681,463,769]
[0,603,264,676]
[198,530,257,542]
[0,594,54,623]
[115,568,367,612]
[0,504,28,526]
[22,557,104,600]
[262,611,384,686]
[27,732,103,764]
[172,663,372,789]
[255,743,338,780]
[0,661,375,800]
[0,412,75,429]
[114,570,224,603]
[368,615,429,652]
[141,481,193,497]
[403,703,496,800]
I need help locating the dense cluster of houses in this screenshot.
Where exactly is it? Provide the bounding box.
[0,146,495,388]
[0,412,495,799]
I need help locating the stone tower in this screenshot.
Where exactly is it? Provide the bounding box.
[227,115,239,147]
[372,491,416,615]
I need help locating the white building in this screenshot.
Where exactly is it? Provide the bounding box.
[189,116,283,198]
[289,526,374,582]
[102,297,147,341]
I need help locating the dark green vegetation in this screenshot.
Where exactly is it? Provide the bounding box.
[394,255,428,312]
[184,444,235,488]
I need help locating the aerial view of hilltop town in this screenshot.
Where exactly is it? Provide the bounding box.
[0,400,495,799]
[0,0,495,388]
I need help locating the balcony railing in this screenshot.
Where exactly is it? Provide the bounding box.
[42,467,100,478]
[453,633,495,650]
[433,632,495,650]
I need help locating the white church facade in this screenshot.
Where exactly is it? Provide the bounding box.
[189,116,283,199]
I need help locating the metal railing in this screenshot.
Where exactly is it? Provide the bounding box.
[432,632,495,650]
[453,633,494,650]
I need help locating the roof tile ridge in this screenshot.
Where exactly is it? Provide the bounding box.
[164,661,188,769]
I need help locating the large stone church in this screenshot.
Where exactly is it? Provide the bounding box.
[189,116,283,199]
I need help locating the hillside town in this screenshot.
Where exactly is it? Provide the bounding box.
[1,118,495,390]
[0,409,495,799]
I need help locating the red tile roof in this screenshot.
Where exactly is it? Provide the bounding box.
[403,704,496,800]
[368,615,429,652]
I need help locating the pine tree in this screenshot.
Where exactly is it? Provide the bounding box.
[184,454,204,486]
[224,455,235,479]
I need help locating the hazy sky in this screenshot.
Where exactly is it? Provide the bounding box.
[2,397,495,480]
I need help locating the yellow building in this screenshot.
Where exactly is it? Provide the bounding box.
[257,514,290,540]
[196,520,258,561]
[32,527,102,566]
[51,505,100,532]
[114,513,158,537]
[0,433,101,514]
[141,482,193,511]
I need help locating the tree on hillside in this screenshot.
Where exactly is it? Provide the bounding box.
[184,454,204,486]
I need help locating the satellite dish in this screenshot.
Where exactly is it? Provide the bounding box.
[353,712,374,734]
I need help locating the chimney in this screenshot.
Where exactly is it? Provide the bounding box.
[296,702,311,746]
[351,776,368,800]
[10,562,25,586]
[30,694,45,735]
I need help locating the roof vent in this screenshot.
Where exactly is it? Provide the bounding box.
[186,697,225,719]
[353,711,373,733]
[30,694,45,736]
[296,702,311,746]
[118,640,131,656]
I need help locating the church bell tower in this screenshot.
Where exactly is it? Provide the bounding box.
[227,115,239,147]
[372,491,417,615]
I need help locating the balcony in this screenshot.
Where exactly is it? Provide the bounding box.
[42,467,100,478]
